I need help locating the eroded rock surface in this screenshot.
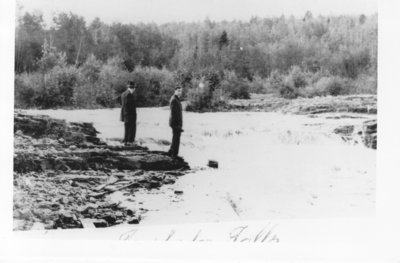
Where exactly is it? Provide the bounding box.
[224,94,377,115]
[362,119,377,149]
[331,119,377,149]
[13,113,189,231]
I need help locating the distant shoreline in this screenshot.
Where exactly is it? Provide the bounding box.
[15,93,377,115]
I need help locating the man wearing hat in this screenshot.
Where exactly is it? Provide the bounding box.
[120,81,137,146]
[168,86,183,157]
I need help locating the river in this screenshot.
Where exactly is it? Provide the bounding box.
[26,107,376,224]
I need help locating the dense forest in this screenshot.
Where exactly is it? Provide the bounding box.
[14,10,377,110]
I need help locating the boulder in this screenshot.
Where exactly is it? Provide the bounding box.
[362,120,377,149]
[128,216,140,224]
[208,160,219,168]
[54,211,82,229]
[333,125,354,136]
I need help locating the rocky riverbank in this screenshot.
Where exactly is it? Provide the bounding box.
[13,113,189,231]
[219,94,377,149]
[332,119,377,149]
[224,94,377,115]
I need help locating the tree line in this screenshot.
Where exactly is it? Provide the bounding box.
[15,10,377,110]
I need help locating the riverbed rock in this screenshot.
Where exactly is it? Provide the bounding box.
[14,114,189,173]
[54,211,83,229]
[362,120,377,149]
[208,160,219,168]
[128,216,140,224]
[222,94,377,115]
[13,112,191,231]
[333,125,354,136]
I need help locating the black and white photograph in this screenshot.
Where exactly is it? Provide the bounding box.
[1,0,400,261]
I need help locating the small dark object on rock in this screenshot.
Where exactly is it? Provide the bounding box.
[148,180,161,189]
[102,214,117,225]
[128,216,140,224]
[174,190,184,195]
[54,211,82,229]
[208,160,218,168]
[93,220,108,228]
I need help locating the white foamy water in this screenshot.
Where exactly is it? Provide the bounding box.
[25,108,376,224]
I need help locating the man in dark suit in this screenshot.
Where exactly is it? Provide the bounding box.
[168,86,183,157]
[120,81,137,146]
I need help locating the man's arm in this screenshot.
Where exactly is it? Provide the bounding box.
[122,93,130,114]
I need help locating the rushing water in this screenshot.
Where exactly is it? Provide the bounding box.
[26,108,376,224]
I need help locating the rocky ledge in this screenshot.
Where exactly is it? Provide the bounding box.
[13,113,189,231]
[333,119,377,149]
[224,94,377,115]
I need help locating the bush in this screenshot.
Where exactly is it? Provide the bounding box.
[37,41,67,72]
[327,48,371,79]
[80,54,102,83]
[229,81,251,99]
[299,85,327,98]
[186,87,211,112]
[267,69,284,90]
[248,75,268,94]
[72,83,97,108]
[313,76,350,96]
[15,65,79,108]
[98,56,131,107]
[279,82,299,99]
[287,66,308,88]
[38,66,78,108]
[174,69,193,90]
[130,66,177,107]
[186,79,226,112]
[220,71,250,99]
[352,74,377,94]
[73,54,107,108]
[15,73,41,108]
[198,68,223,92]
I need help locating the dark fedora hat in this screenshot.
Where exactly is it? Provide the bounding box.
[127,81,135,88]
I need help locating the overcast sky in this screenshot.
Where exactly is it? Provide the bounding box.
[17,0,377,25]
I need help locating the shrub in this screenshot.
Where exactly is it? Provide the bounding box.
[327,49,371,79]
[186,79,226,112]
[248,75,268,94]
[15,73,41,108]
[279,82,299,99]
[38,66,78,108]
[73,54,112,108]
[130,66,177,107]
[37,41,67,72]
[72,83,97,108]
[229,81,251,99]
[174,69,193,90]
[199,68,223,92]
[15,65,79,108]
[267,69,284,90]
[352,74,377,94]
[287,65,308,88]
[98,56,131,107]
[186,86,211,112]
[308,69,331,84]
[80,54,102,83]
[300,85,327,98]
[220,70,250,99]
[313,76,350,96]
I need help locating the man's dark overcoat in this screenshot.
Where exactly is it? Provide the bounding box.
[120,90,137,122]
